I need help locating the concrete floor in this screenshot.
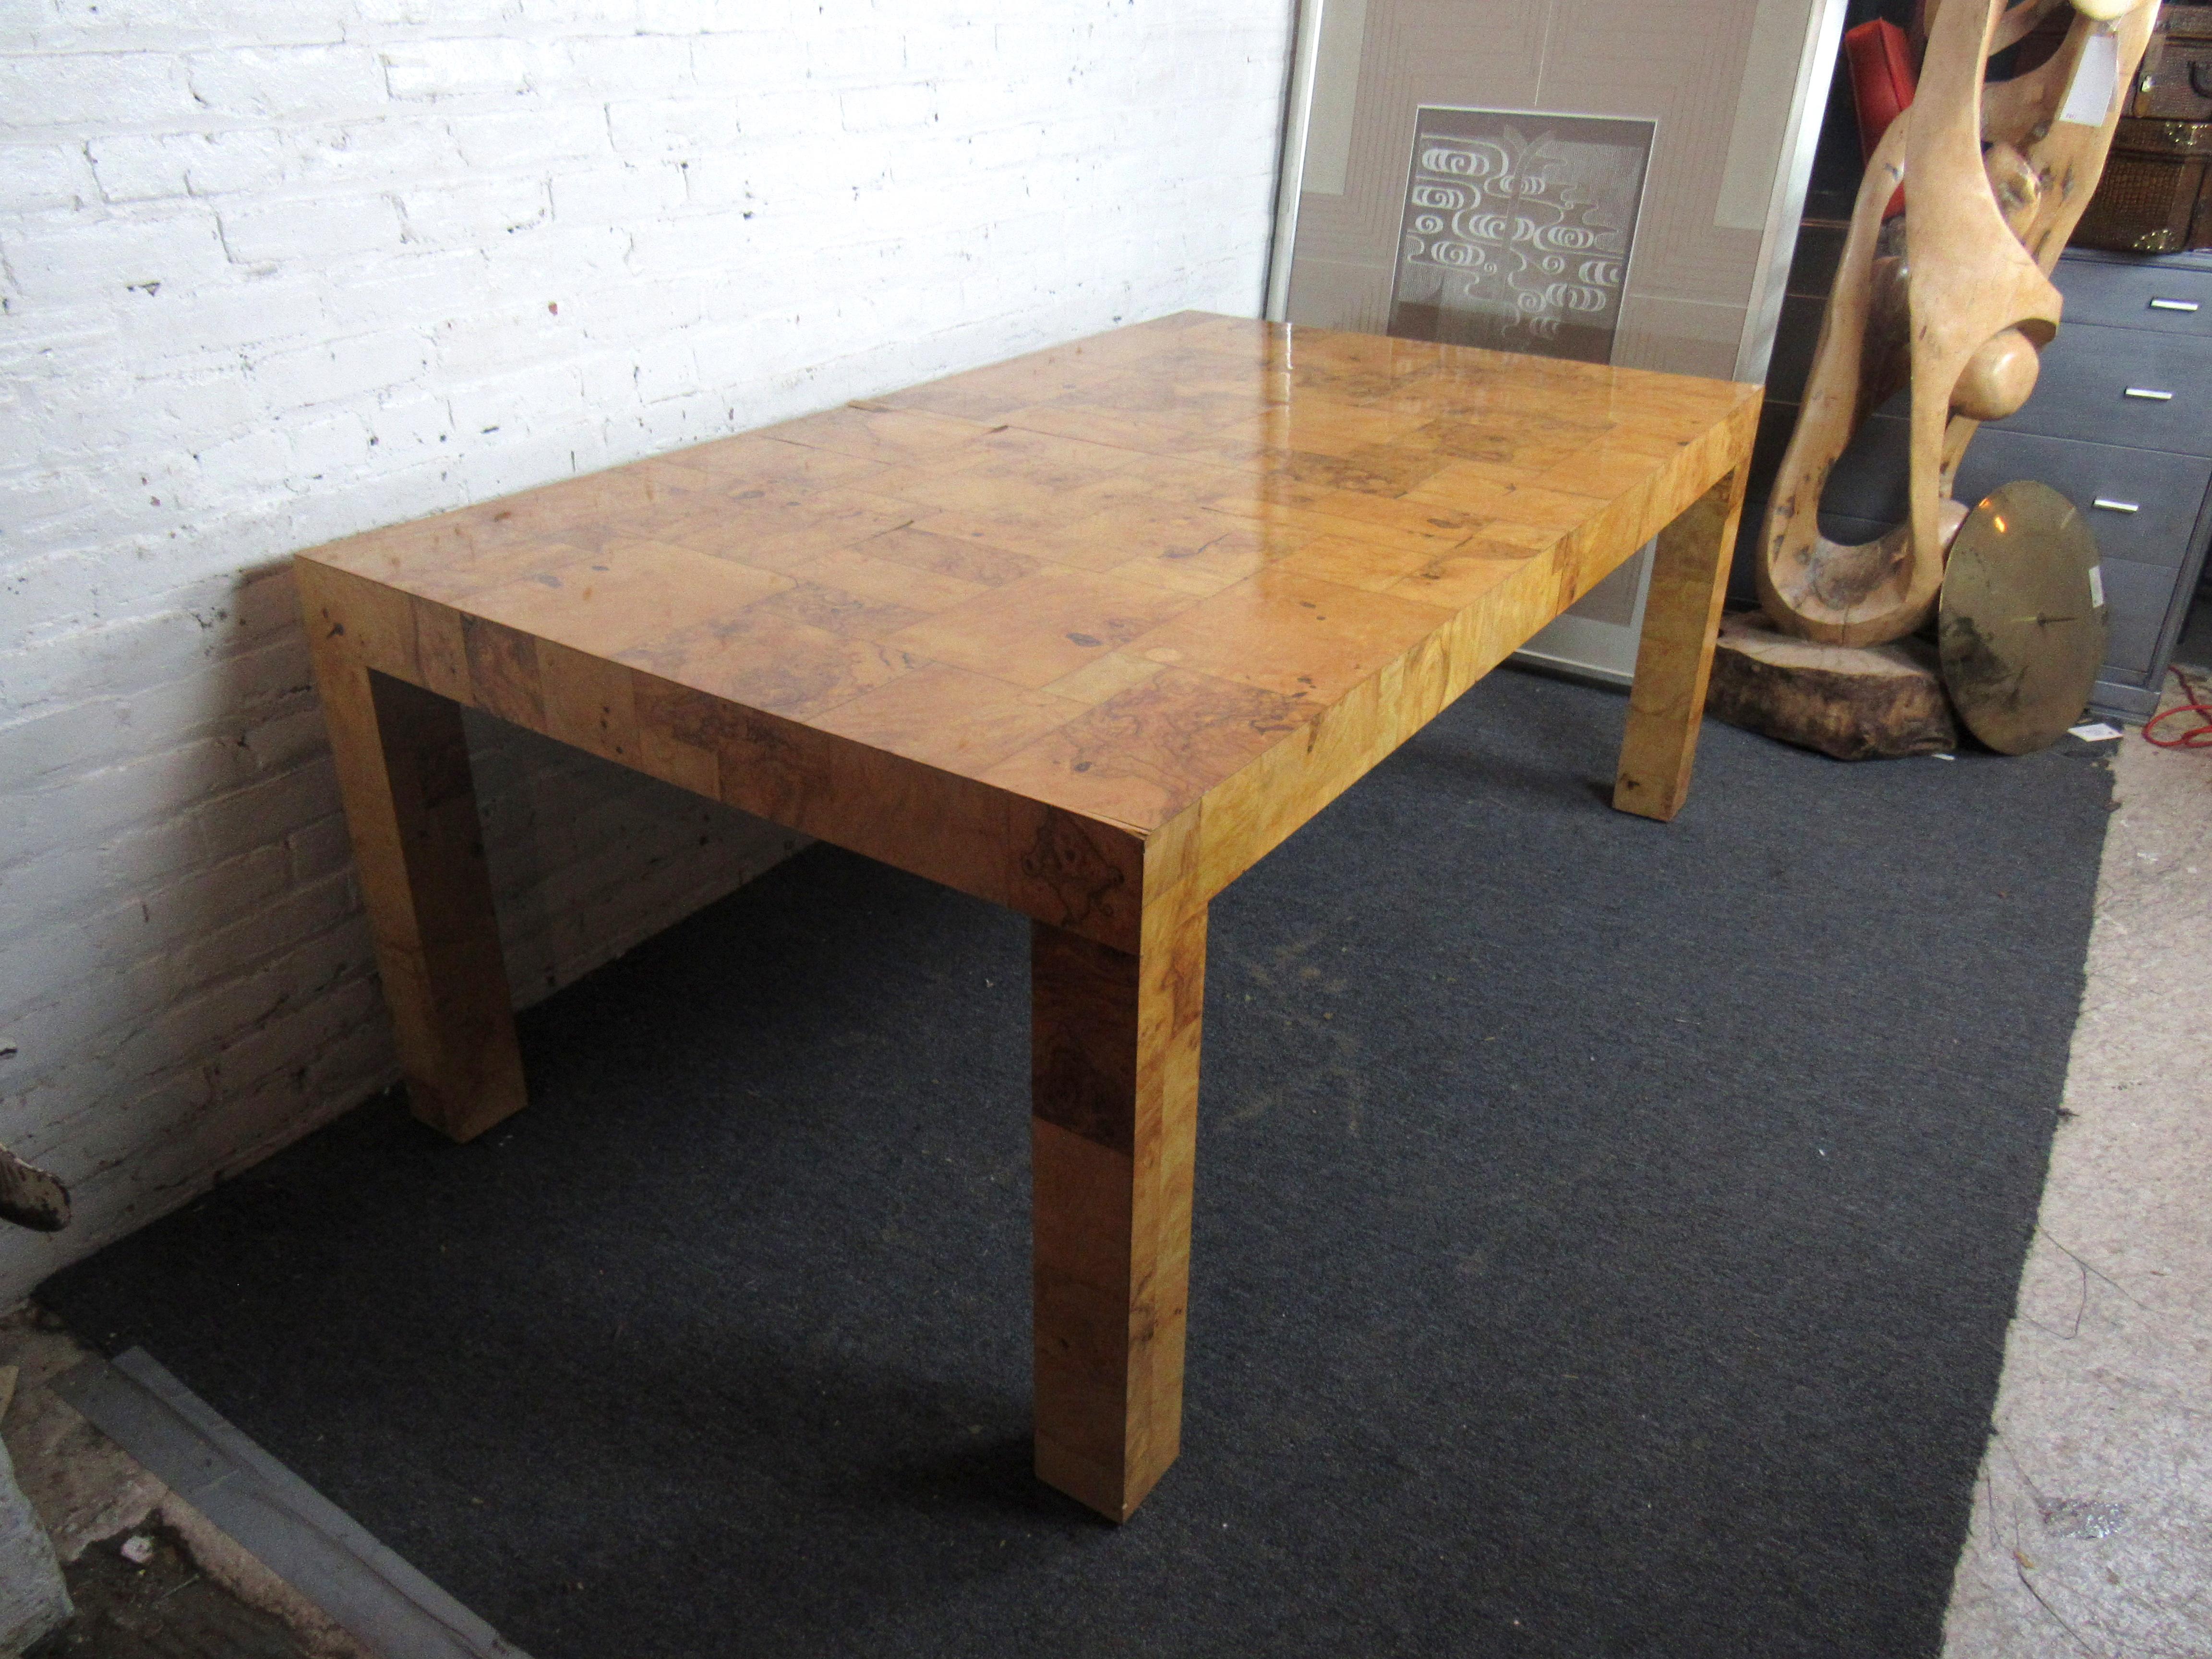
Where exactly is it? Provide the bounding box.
[0,1310,367,1659]
[1942,655,2212,1657]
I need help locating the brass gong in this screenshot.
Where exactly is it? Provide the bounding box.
[1937,481,2108,755]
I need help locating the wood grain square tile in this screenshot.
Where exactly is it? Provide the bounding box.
[1001,401,1211,456]
[1094,517,1278,596]
[962,426,1142,477]
[1402,410,1614,471]
[1197,492,1479,558]
[1214,399,1430,459]
[1040,649,1171,705]
[886,566,1197,688]
[872,432,1137,505]
[539,639,642,765]
[1274,533,1441,593]
[1281,444,1455,499]
[981,666,1317,828]
[1299,489,1492,545]
[758,404,997,465]
[872,469,1155,534]
[463,538,791,660]
[1124,567,1451,703]
[1112,453,1269,508]
[813,661,1082,773]
[1529,444,1671,499]
[1405,468,1609,528]
[758,580,935,642]
[674,433,890,488]
[619,607,922,721]
[788,545,994,613]
[1382,542,1539,611]
[854,524,1040,587]
[661,487,915,568]
[1045,497,1272,572]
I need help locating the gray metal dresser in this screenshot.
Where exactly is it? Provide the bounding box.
[1744,243,2212,723]
[1823,249,2212,721]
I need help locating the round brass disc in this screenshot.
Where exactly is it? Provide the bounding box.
[1938,481,2108,756]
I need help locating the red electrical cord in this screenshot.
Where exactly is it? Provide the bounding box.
[2142,665,2212,750]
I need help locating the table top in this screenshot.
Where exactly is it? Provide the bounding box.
[302,312,1757,923]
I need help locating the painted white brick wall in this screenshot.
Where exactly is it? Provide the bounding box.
[0,0,1292,1300]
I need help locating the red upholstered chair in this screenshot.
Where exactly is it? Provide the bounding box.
[1845,18,1918,218]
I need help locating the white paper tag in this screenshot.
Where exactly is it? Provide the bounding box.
[2088,564,2105,607]
[2059,30,2119,126]
[2068,721,2123,741]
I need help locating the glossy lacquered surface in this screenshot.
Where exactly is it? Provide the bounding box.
[296,310,1759,1522]
[301,311,1757,849]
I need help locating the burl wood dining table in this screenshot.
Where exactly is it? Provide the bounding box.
[296,311,1760,1522]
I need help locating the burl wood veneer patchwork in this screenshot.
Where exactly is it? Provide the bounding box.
[297,312,1759,1522]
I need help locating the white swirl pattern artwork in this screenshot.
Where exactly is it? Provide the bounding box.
[1388,108,1655,365]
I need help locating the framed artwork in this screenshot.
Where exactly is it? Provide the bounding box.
[1387,107,1656,364]
[1267,0,1849,682]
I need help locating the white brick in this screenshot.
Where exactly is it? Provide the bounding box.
[279,408,371,475]
[841,83,935,132]
[355,0,513,24]
[0,0,1288,1315]
[0,50,195,126]
[365,389,455,454]
[0,142,96,212]
[397,174,546,248]
[219,192,403,264]
[188,424,291,486]
[92,129,289,203]
[551,161,685,225]
[446,358,582,435]
[515,0,638,27]
[325,248,490,332]
[379,37,536,100]
[446,103,612,170]
[247,327,431,409]
[606,96,739,156]
[185,44,387,118]
[687,31,806,93]
[281,119,463,189]
[547,32,691,97]
[638,0,758,30]
[2,204,229,301]
[429,303,556,374]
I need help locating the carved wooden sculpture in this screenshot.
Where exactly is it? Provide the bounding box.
[1759,0,2158,646]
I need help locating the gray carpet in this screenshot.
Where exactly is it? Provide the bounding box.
[42,667,2114,1659]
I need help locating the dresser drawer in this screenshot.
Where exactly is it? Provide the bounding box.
[2099,557,2182,673]
[1954,430,2212,572]
[1998,320,2212,455]
[1813,417,2212,567]
[2056,254,2212,337]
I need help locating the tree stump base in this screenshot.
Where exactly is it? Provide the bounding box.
[1707,612,1958,760]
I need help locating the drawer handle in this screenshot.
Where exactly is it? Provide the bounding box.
[2123,386,2175,400]
[2092,497,2140,513]
[2149,298,2201,313]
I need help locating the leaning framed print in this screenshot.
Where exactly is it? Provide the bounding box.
[1267,0,1847,682]
[1387,107,1654,363]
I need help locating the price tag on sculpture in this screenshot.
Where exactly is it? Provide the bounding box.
[2058,29,2120,126]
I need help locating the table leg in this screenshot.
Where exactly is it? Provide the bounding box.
[313,652,526,1143]
[1029,896,1205,1521]
[1613,464,1748,822]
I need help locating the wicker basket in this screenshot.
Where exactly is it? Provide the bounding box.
[2073,119,2212,252]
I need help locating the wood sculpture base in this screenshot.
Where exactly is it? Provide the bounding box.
[1707,612,1957,760]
